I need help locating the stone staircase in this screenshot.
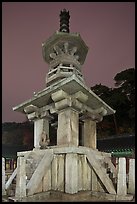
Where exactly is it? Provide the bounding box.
[26,152,42,183]
[103,157,117,189]
[86,149,117,194]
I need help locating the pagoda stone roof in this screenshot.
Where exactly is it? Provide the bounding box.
[42,31,89,65]
[13,75,115,116]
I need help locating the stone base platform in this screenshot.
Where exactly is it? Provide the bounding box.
[7,191,134,202]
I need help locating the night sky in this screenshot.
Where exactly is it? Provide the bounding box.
[2,2,135,123]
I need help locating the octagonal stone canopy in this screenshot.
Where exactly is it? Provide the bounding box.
[13,75,115,116]
[42,31,89,65]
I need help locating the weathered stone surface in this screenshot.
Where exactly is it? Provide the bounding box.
[79,155,91,190]
[26,152,42,181]
[13,75,115,116]
[51,155,58,190]
[51,90,68,102]
[43,163,51,192]
[34,118,49,149]
[84,120,96,149]
[91,191,134,201]
[78,155,83,191]
[51,154,65,192]
[42,31,88,66]
[54,98,71,110]
[17,146,111,159]
[27,149,53,196]
[65,153,78,194]
[86,151,116,194]
[73,91,88,103]
[57,108,79,146]
[117,157,127,195]
[2,157,6,195]
[5,168,17,190]
[97,178,106,192]
[91,168,98,192]
[15,156,26,198]
[24,104,38,114]
[19,190,133,202]
[57,154,65,192]
[128,159,135,194]
[35,181,43,194]
[85,156,92,190]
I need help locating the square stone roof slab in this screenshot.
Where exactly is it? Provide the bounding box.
[13,75,115,116]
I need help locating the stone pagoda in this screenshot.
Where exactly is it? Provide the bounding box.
[12,9,119,201]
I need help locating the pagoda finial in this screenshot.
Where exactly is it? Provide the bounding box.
[59,8,70,33]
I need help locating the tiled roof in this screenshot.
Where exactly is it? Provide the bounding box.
[97,134,135,153]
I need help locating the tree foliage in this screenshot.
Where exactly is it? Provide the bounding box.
[91,68,135,138]
[2,121,34,148]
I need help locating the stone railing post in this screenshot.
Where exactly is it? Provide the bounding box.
[117,157,127,195]
[128,159,135,194]
[2,157,6,195]
[15,156,26,199]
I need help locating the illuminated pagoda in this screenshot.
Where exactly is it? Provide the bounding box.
[8,9,134,202]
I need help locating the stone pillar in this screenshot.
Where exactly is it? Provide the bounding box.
[34,118,49,149]
[84,119,96,149]
[2,157,6,195]
[78,155,83,191]
[15,156,26,199]
[65,153,78,194]
[51,155,58,190]
[128,159,135,194]
[117,157,127,195]
[57,108,79,146]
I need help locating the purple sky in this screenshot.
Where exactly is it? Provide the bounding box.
[2,2,135,123]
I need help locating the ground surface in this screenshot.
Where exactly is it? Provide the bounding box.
[2,191,135,202]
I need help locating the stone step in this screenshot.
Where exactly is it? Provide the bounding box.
[86,151,116,194]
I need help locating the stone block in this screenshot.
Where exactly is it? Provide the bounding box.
[2,157,6,195]
[84,120,96,149]
[51,154,65,192]
[57,154,65,192]
[78,155,83,191]
[91,168,98,192]
[65,153,78,194]
[128,159,135,194]
[73,91,88,103]
[43,163,51,192]
[51,155,58,190]
[15,156,26,198]
[27,149,53,196]
[51,90,68,102]
[117,157,127,195]
[34,118,49,149]
[80,155,91,190]
[86,151,116,194]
